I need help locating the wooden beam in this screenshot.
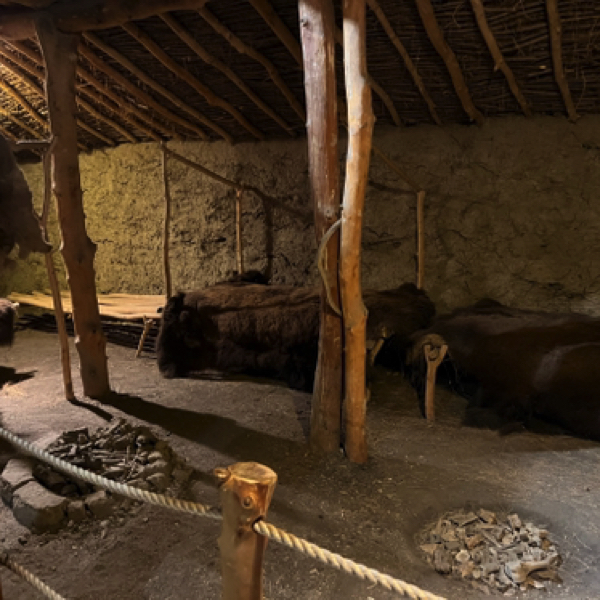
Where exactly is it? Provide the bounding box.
[161,13,294,137]
[0,77,46,128]
[80,38,214,142]
[0,50,115,146]
[248,0,304,66]
[545,0,578,122]
[7,39,169,140]
[340,0,374,464]
[122,22,264,140]
[366,0,441,125]
[0,102,43,138]
[416,0,484,126]
[0,0,211,40]
[250,0,401,126]
[299,0,343,455]
[0,123,18,142]
[199,6,306,122]
[36,15,110,399]
[470,0,531,117]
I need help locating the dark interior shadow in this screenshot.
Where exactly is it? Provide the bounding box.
[0,366,35,389]
[100,391,303,467]
[68,397,114,422]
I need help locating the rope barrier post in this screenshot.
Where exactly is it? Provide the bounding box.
[215,462,277,600]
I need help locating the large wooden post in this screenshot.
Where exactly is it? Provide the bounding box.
[36,16,110,399]
[340,0,374,463]
[299,0,343,453]
[215,462,277,600]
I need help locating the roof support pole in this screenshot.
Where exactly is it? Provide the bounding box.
[340,0,374,464]
[36,15,110,399]
[299,0,343,454]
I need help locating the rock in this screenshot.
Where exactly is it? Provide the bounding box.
[60,484,78,496]
[433,548,452,574]
[466,533,484,550]
[420,543,438,556]
[33,466,67,493]
[12,482,69,533]
[147,473,169,492]
[67,500,87,522]
[85,491,116,519]
[456,550,470,563]
[171,467,191,483]
[0,458,36,502]
[128,479,151,491]
[148,451,164,463]
[139,460,171,479]
[477,509,497,524]
[507,514,521,530]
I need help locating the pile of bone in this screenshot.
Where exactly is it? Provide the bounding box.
[37,419,179,497]
[419,509,562,595]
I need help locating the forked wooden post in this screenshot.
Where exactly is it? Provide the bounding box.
[36,15,110,399]
[235,188,244,274]
[299,0,343,454]
[340,0,374,464]
[215,462,277,600]
[41,138,75,401]
[161,144,173,299]
[416,190,426,290]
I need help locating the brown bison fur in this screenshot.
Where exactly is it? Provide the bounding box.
[0,135,51,273]
[0,298,17,347]
[409,299,600,439]
[156,282,435,391]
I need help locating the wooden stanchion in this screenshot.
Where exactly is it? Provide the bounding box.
[215,462,277,600]
[41,137,75,401]
[235,189,244,275]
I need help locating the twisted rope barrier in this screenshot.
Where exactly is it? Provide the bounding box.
[0,553,66,600]
[253,520,446,600]
[0,426,222,520]
[0,426,445,599]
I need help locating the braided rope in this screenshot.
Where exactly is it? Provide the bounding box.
[253,520,446,600]
[0,427,221,520]
[1,553,66,600]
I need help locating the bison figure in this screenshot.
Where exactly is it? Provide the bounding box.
[409,299,600,439]
[156,282,434,391]
[0,299,18,347]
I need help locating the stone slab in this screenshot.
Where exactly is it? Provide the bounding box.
[12,481,69,533]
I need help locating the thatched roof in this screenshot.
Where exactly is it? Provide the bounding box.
[0,0,596,150]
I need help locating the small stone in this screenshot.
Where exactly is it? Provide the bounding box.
[139,460,171,479]
[0,458,36,502]
[13,482,68,533]
[148,451,163,463]
[128,479,151,491]
[433,547,452,575]
[147,473,169,492]
[77,434,88,445]
[466,533,484,550]
[420,543,438,556]
[507,514,521,530]
[460,562,474,578]
[472,567,482,580]
[18,536,28,545]
[455,550,470,563]
[67,500,87,522]
[85,491,115,519]
[445,540,461,552]
[477,509,497,524]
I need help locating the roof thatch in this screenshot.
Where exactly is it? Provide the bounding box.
[0,0,598,150]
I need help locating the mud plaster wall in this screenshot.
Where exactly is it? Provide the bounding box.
[4,115,600,315]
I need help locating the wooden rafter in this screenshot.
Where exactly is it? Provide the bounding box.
[122,21,264,140]
[0,102,44,139]
[0,0,211,40]
[0,123,18,141]
[366,0,441,125]
[545,0,578,122]
[249,0,401,126]
[80,38,213,142]
[76,95,137,143]
[415,0,484,126]
[161,13,294,137]
[0,77,46,128]
[7,39,169,140]
[198,6,305,122]
[470,0,531,117]
[0,51,115,146]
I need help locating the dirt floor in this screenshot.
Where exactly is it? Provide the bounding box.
[1,330,599,600]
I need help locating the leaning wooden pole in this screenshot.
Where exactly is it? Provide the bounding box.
[299,0,344,454]
[216,462,277,600]
[340,0,374,464]
[161,144,173,299]
[41,139,75,401]
[36,16,110,399]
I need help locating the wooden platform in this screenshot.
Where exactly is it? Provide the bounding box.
[9,291,165,320]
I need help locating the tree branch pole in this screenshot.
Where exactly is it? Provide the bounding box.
[215,462,277,600]
[36,15,110,399]
[235,188,244,274]
[41,137,75,401]
[299,0,344,454]
[340,0,374,464]
[161,144,172,299]
[416,190,426,289]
